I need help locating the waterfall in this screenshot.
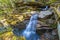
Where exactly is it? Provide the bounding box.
[13,14,39,40]
[42,6,48,11]
[22,14,39,40]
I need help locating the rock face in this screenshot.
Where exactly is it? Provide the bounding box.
[0,19,9,27]
[56,6,60,17]
[39,10,53,18]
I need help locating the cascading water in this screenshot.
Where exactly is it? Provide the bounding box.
[22,14,39,40]
[13,14,39,40]
[45,6,48,10]
[42,6,48,11]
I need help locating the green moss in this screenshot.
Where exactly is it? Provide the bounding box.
[50,23,57,28]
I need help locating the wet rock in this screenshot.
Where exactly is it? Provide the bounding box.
[46,19,55,24]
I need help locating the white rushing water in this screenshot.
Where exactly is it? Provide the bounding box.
[22,14,39,40]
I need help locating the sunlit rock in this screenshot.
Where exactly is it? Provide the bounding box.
[0,19,9,27]
[39,10,52,18]
[17,15,24,21]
